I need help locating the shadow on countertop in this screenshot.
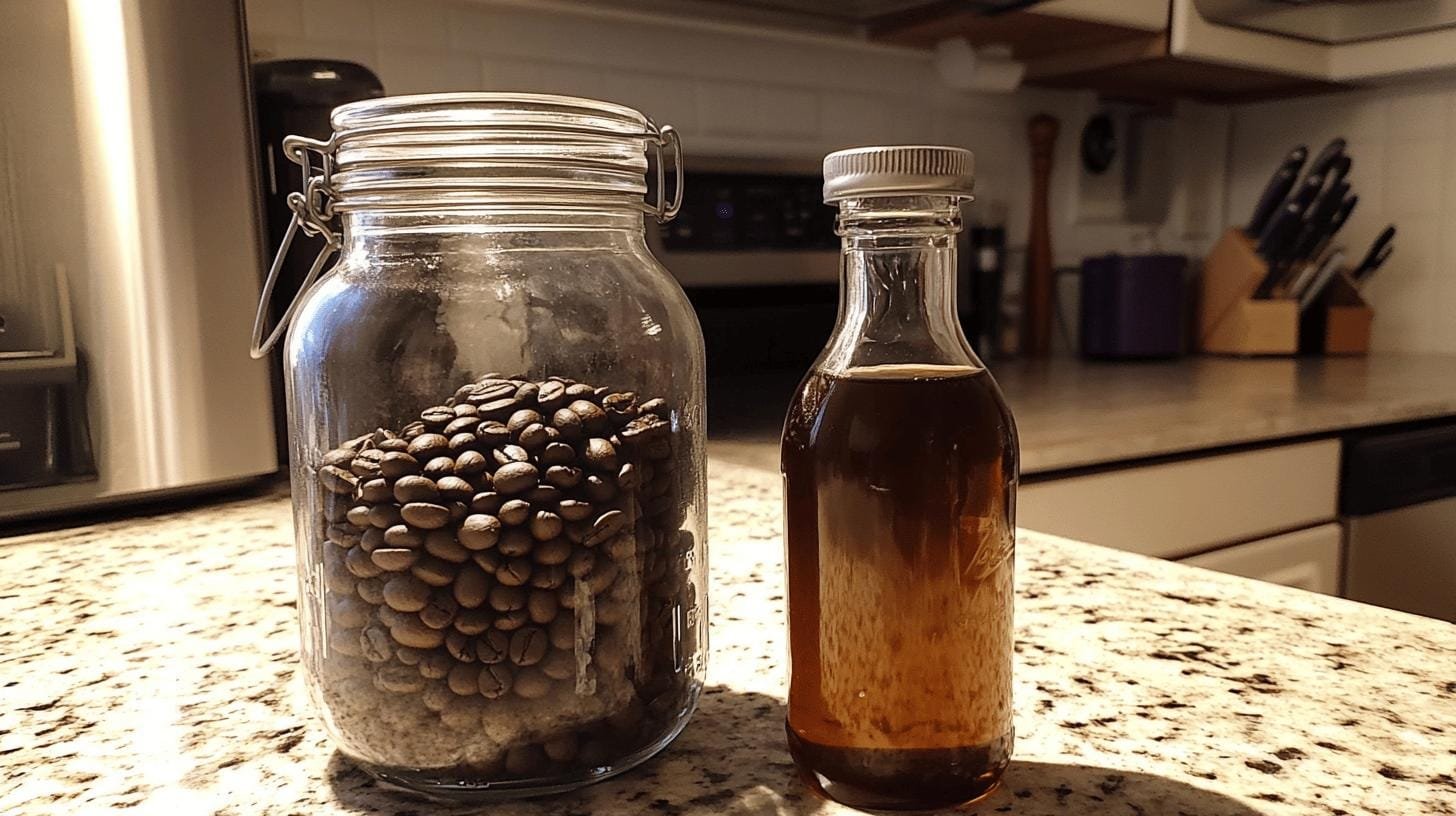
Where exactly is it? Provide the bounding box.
[324,685,1268,816]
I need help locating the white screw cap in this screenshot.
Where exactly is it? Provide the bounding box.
[822,145,975,203]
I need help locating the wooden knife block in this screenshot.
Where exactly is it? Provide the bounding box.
[1198,228,1371,356]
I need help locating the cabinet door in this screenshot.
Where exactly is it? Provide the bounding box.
[1181,523,1342,595]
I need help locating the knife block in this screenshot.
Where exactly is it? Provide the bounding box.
[1198,228,1298,355]
[1298,272,1373,355]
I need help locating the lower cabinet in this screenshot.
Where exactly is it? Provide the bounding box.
[1179,523,1343,595]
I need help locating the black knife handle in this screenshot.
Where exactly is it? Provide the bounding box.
[1246,167,1297,236]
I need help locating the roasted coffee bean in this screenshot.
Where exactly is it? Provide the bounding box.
[367,503,403,529]
[530,564,566,590]
[330,595,372,628]
[419,590,459,629]
[526,484,561,505]
[419,458,452,480]
[564,519,592,545]
[529,510,564,541]
[478,663,514,699]
[512,667,552,700]
[471,550,502,574]
[638,397,667,416]
[447,663,482,696]
[424,529,470,563]
[507,409,542,435]
[536,380,567,410]
[443,416,479,437]
[558,499,593,522]
[447,432,478,453]
[603,390,637,418]
[328,627,363,657]
[496,557,532,587]
[420,406,455,428]
[376,665,426,694]
[453,449,488,477]
[585,561,619,595]
[603,533,635,562]
[616,462,639,490]
[360,526,385,552]
[582,473,617,503]
[470,381,516,404]
[392,475,438,504]
[469,490,502,514]
[346,546,383,579]
[323,445,357,468]
[355,577,385,605]
[493,462,538,495]
[320,466,359,498]
[498,499,531,526]
[517,423,550,451]
[547,615,575,650]
[475,421,511,447]
[493,445,530,466]
[586,509,626,546]
[383,575,431,612]
[377,435,410,452]
[533,537,571,566]
[526,589,558,624]
[357,477,391,504]
[327,523,363,549]
[453,607,492,636]
[498,528,534,557]
[394,646,423,666]
[407,433,450,460]
[345,505,373,529]
[370,547,419,572]
[549,407,583,440]
[477,397,522,421]
[418,651,453,680]
[452,561,491,608]
[567,549,595,579]
[508,627,549,667]
[383,524,423,549]
[391,615,445,649]
[411,556,456,587]
[514,381,539,403]
[459,513,501,550]
[453,403,479,418]
[400,501,450,530]
[494,608,528,631]
[360,626,393,663]
[476,629,509,664]
[323,493,352,523]
[544,464,582,489]
[583,438,618,471]
[540,441,576,466]
[350,449,385,479]
[564,383,595,398]
[489,584,527,612]
[565,399,607,433]
[540,649,576,681]
[434,476,474,502]
[446,630,475,663]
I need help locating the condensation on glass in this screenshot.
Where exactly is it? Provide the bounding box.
[254,93,707,799]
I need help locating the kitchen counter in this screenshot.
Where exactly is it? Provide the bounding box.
[712,353,1456,475]
[4,457,1455,815]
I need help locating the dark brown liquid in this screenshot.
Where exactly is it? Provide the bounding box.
[781,364,1017,811]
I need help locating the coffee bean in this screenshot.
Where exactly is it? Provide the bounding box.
[531,564,566,590]
[400,501,450,529]
[367,503,403,529]
[470,381,516,404]
[616,462,639,490]
[493,445,530,467]
[327,523,363,549]
[550,408,583,440]
[370,547,419,571]
[603,533,635,562]
[508,627,548,666]
[376,665,426,694]
[493,462,538,495]
[330,595,372,628]
[448,432,478,453]
[475,421,511,447]
[558,499,594,521]
[423,456,456,478]
[383,575,430,612]
[453,607,492,635]
[498,499,531,526]
[417,532,463,565]
[544,464,582,489]
[583,474,617,503]
[513,667,552,700]
[528,510,564,541]
[392,475,438,504]
[320,466,359,498]
[564,519,592,544]
[345,546,383,578]
[419,590,459,629]
[526,485,561,505]
[445,630,474,663]
[382,524,422,549]
[350,449,385,479]
[411,556,456,587]
[469,491,502,514]
[443,416,479,437]
[355,577,385,605]
[323,493,352,523]
[585,509,626,547]
[637,397,667,416]
[344,505,373,529]
[540,441,576,466]
[407,433,450,459]
[536,380,567,410]
[355,478,388,504]
[390,616,445,649]
[567,549,595,579]
[459,513,501,550]
[447,662,482,696]
[394,646,423,666]
[477,629,509,664]
[517,423,550,451]
[526,589,558,624]
[421,406,455,428]
[533,537,571,566]
[360,626,393,662]
[507,409,542,435]
[328,628,362,657]
[583,438,618,471]
[471,550,501,574]
[376,605,406,629]
[323,445,357,468]
[453,450,488,477]
[360,526,385,552]
[565,400,607,433]
[377,437,410,453]
[495,609,529,632]
[514,381,539,402]
[564,383,594,398]
[434,476,474,502]
[478,663,514,699]
[452,564,490,609]
[418,650,452,680]
[585,561,619,595]
[495,557,532,587]
[488,584,527,613]
[498,528,534,557]
[540,649,575,681]
[453,403,479,418]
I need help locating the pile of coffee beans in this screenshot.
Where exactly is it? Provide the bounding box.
[309,373,699,778]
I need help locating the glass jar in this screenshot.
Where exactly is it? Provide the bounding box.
[253,94,707,799]
[781,147,1018,810]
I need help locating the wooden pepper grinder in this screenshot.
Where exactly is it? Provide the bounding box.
[1023,113,1059,357]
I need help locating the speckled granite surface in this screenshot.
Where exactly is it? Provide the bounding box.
[3,458,1454,815]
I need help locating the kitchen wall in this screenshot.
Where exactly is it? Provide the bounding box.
[1228,81,1456,354]
[244,0,1228,269]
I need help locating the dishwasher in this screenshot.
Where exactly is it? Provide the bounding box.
[1342,421,1456,622]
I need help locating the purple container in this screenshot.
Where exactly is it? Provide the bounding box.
[1080,253,1188,359]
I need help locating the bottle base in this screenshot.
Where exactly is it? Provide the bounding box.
[787,726,1012,812]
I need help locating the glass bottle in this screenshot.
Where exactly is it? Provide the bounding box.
[781,146,1019,811]
[253,93,707,799]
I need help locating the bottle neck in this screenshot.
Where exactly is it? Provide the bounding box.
[818,195,979,375]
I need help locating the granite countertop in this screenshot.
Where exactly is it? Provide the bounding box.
[711,353,1456,475]
[4,458,1455,815]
